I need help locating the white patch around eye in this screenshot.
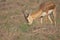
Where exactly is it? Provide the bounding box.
[27,16,30,23]
[41,10,53,16]
[27,16,33,25]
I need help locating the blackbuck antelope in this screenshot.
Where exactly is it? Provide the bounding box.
[26,2,56,25]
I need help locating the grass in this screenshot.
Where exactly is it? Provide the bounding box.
[48,35,57,40]
[57,18,60,23]
[19,23,30,32]
[0,0,60,40]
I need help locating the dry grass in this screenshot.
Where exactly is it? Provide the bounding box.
[0,0,60,40]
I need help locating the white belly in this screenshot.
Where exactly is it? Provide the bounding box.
[41,10,53,16]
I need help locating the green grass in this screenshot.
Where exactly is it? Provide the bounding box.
[48,35,57,40]
[19,23,30,32]
[57,18,60,23]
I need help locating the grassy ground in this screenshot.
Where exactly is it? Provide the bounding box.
[0,0,60,40]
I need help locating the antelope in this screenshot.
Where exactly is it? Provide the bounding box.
[26,1,56,25]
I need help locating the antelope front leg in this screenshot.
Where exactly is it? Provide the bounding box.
[46,12,48,23]
[40,18,43,24]
[40,16,43,24]
[53,8,56,26]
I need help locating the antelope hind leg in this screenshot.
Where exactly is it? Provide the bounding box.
[48,15,54,24]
